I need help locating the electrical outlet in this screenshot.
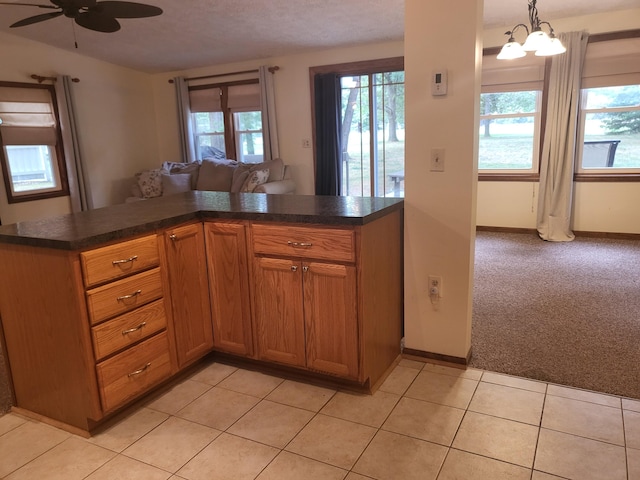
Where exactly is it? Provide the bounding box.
[302,138,311,148]
[428,275,443,298]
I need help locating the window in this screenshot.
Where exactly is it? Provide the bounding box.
[0,82,68,203]
[576,36,640,175]
[190,81,264,164]
[479,52,545,177]
[577,84,640,172]
[340,68,405,197]
[479,90,542,172]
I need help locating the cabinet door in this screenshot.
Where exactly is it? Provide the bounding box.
[164,223,213,367]
[204,222,253,356]
[253,257,305,367]
[303,262,359,379]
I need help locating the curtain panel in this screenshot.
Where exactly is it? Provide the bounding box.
[56,75,92,212]
[536,31,589,242]
[259,66,280,161]
[174,77,196,163]
[313,73,342,196]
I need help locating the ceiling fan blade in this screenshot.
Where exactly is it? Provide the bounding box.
[75,10,120,32]
[10,11,63,27]
[0,2,57,8]
[93,1,161,18]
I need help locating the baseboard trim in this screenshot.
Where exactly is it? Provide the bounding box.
[476,226,536,235]
[476,226,640,241]
[403,347,471,366]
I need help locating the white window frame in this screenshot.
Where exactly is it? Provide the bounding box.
[478,88,542,175]
[576,83,640,174]
[232,108,264,164]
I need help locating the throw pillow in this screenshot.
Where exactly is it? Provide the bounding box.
[230,158,285,192]
[135,168,164,198]
[241,169,270,192]
[161,161,201,189]
[162,173,192,196]
[196,158,238,192]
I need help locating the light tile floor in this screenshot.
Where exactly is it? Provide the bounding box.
[1,358,639,480]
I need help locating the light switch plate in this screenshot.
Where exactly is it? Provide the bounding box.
[431,148,445,172]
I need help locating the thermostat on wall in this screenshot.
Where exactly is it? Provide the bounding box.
[432,69,448,96]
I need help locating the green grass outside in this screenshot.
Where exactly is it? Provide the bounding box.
[479,133,640,170]
[342,131,639,197]
[343,138,405,197]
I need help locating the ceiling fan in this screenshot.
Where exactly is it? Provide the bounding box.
[0,0,162,33]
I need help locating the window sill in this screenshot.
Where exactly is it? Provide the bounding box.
[574,173,640,182]
[478,173,539,182]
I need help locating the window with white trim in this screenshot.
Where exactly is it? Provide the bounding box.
[577,37,640,174]
[0,82,68,203]
[479,53,545,174]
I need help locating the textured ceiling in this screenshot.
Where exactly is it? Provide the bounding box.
[0,0,637,74]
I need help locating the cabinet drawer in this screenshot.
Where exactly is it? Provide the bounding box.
[252,224,355,263]
[86,268,163,325]
[96,331,171,412]
[81,235,159,288]
[91,299,167,361]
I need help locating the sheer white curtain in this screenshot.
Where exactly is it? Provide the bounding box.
[259,66,280,161]
[55,75,92,212]
[174,77,196,163]
[536,31,589,242]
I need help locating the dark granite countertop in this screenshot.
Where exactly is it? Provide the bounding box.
[0,191,404,250]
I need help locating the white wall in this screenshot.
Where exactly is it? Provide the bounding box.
[403,0,482,359]
[477,8,640,234]
[0,32,159,224]
[151,41,403,196]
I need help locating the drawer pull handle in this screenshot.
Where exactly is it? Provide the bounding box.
[169,234,177,241]
[128,362,151,377]
[122,322,147,335]
[117,290,142,302]
[287,241,312,248]
[112,255,138,266]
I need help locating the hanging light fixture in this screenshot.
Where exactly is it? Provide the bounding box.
[497,0,566,60]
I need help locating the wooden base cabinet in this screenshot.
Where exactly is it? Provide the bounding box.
[253,257,358,378]
[204,221,254,357]
[303,261,358,378]
[253,257,306,367]
[163,223,214,368]
[250,212,402,387]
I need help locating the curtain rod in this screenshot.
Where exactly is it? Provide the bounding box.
[168,66,279,84]
[31,74,80,83]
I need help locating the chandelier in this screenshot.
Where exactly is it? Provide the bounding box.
[497,0,566,60]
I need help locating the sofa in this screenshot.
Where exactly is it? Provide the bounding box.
[128,157,296,202]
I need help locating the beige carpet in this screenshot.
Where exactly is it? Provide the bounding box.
[470,231,640,400]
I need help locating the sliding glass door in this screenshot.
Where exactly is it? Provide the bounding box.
[340,71,405,197]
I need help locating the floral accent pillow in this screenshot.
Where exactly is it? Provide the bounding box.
[135,168,164,198]
[241,169,269,192]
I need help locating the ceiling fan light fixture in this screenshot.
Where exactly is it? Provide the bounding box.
[1,0,162,33]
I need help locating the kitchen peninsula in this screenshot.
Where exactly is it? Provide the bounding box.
[0,192,404,435]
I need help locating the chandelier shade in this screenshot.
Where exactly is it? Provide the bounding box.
[498,1,565,60]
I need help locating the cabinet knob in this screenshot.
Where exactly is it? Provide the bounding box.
[169,234,177,241]
[291,265,298,272]
[302,266,309,273]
